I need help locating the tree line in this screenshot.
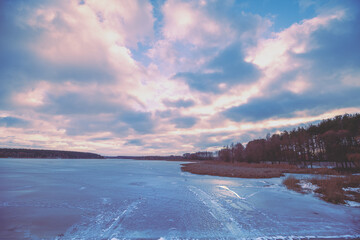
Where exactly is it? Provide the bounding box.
[183,151,214,160]
[112,155,184,160]
[0,148,104,159]
[218,114,360,168]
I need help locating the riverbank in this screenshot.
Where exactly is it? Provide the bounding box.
[283,175,360,206]
[182,161,360,206]
[181,161,338,178]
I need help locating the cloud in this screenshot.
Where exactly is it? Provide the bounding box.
[125,139,143,146]
[59,115,119,136]
[224,88,360,122]
[233,4,360,116]
[174,44,260,93]
[40,92,119,115]
[162,0,232,47]
[63,109,155,136]
[244,8,346,81]
[118,110,154,134]
[294,10,360,82]
[155,110,173,119]
[0,0,154,109]
[24,0,154,60]
[170,116,198,129]
[89,137,113,141]
[163,98,195,108]
[1,0,359,155]
[148,0,271,76]
[0,117,29,128]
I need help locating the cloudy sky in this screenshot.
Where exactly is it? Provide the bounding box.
[1,0,360,156]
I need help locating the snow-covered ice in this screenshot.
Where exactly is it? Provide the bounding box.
[0,158,359,239]
[345,200,360,207]
[299,180,319,192]
[343,187,360,193]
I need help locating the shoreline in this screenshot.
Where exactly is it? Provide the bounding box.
[181,161,339,179]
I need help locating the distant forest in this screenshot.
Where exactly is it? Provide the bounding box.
[109,155,184,160]
[0,148,104,159]
[217,114,360,168]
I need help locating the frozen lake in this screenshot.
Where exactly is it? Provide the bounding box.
[0,158,359,239]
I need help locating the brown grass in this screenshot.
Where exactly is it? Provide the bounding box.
[181,161,339,179]
[286,167,339,175]
[343,175,360,187]
[283,175,360,205]
[310,177,346,204]
[283,176,303,193]
[310,175,360,204]
[228,161,298,169]
[181,161,285,178]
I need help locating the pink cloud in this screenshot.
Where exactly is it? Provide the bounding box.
[245,10,346,71]
[25,0,154,66]
[162,0,233,47]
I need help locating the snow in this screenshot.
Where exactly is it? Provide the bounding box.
[345,201,360,207]
[343,187,360,193]
[0,158,360,239]
[299,180,319,191]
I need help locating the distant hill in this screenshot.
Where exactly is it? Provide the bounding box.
[0,148,104,159]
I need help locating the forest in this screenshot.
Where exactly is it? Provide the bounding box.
[110,155,184,160]
[217,114,360,168]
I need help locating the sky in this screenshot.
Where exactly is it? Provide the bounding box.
[0,0,360,156]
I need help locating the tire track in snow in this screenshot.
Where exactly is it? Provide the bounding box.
[188,185,257,237]
[57,198,142,239]
[215,185,302,236]
[100,200,141,239]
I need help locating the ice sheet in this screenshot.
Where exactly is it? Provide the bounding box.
[0,158,359,239]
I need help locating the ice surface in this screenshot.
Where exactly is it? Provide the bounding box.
[0,158,359,239]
